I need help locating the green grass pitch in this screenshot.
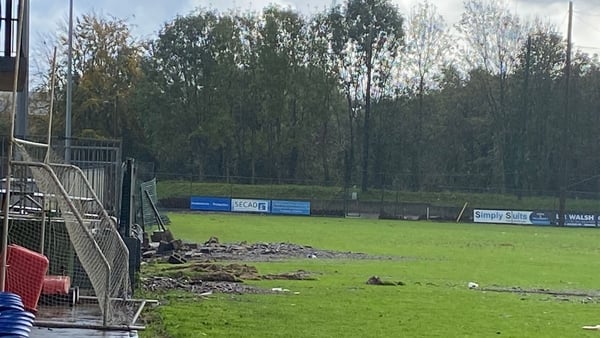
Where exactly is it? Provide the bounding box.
[141,212,600,337]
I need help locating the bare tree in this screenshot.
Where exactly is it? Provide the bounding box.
[327,0,404,192]
[402,0,450,190]
[457,0,527,191]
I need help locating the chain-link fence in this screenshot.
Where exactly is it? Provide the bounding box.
[150,173,600,221]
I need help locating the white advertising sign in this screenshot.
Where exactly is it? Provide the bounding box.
[231,198,271,213]
[473,209,532,225]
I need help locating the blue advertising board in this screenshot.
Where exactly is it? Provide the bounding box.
[190,196,231,212]
[529,211,552,226]
[555,212,597,227]
[271,200,311,216]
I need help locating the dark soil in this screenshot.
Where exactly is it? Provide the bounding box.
[141,235,391,295]
[144,234,397,262]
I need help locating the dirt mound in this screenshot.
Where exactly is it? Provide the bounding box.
[366,276,404,286]
[142,235,404,295]
[161,262,260,281]
[144,235,395,262]
[142,276,269,295]
[262,270,316,280]
[142,261,318,294]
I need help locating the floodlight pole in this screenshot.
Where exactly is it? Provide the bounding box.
[1,0,27,292]
[65,0,73,163]
[558,1,573,227]
[15,0,29,139]
[45,47,58,163]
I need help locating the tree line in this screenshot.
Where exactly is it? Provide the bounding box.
[23,0,600,196]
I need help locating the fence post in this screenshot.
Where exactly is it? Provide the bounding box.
[394,190,399,218]
[456,202,469,223]
[379,181,385,217]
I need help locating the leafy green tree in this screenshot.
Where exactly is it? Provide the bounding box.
[512,27,565,192]
[327,0,404,192]
[457,0,527,192]
[402,1,449,190]
[72,14,142,139]
[254,7,305,180]
[306,13,349,183]
[565,52,600,192]
[35,2,600,201]
[138,11,220,175]
[37,13,145,157]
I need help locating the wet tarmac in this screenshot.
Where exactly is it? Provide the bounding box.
[29,304,139,338]
[30,326,138,337]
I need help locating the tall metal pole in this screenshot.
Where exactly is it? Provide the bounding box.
[46,47,58,163]
[1,0,27,291]
[15,0,29,139]
[65,0,73,163]
[558,1,573,227]
[41,48,58,256]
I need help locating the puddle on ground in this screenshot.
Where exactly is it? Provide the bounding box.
[30,304,138,338]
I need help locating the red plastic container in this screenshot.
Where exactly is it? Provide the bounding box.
[42,275,70,295]
[5,244,49,312]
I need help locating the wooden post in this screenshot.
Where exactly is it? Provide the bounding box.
[456,202,469,223]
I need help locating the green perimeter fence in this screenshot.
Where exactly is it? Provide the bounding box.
[153,174,600,223]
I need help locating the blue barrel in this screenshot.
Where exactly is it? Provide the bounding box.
[0,292,35,337]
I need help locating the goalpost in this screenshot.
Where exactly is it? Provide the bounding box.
[0,2,135,326]
[11,141,133,326]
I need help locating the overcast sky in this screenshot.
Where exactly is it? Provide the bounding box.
[29,0,600,55]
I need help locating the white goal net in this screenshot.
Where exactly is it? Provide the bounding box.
[6,141,132,326]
